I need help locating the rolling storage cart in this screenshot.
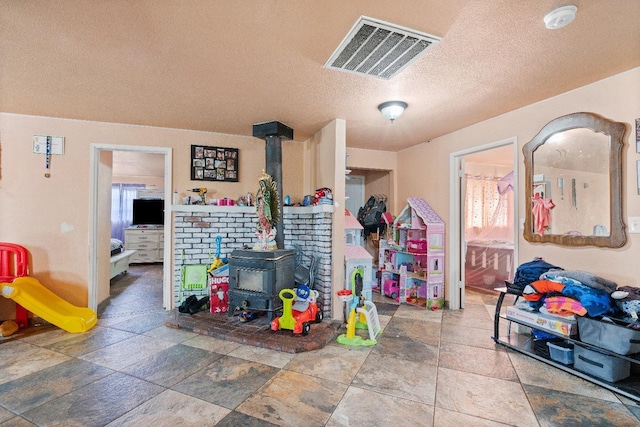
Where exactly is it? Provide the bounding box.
[493,287,640,402]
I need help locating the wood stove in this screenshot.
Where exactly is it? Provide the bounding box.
[227,249,295,319]
[226,121,296,320]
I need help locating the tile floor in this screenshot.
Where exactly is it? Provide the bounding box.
[1,264,639,426]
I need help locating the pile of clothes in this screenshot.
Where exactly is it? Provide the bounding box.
[512,258,640,321]
[522,269,618,318]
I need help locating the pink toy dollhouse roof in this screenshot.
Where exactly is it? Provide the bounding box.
[344,209,363,230]
[344,244,373,260]
[381,212,393,224]
[407,197,444,225]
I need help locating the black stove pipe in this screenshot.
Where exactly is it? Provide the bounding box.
[252,121,294,250]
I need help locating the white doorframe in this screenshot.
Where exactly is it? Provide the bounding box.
[448,137,518,310]
[88,144,173,312]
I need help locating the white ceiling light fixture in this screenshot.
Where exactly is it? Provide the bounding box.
[378,101,407,123]
[544,5,578,30]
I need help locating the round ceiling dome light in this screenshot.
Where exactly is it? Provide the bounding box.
[378,101,408,122]
[544,5,577,30]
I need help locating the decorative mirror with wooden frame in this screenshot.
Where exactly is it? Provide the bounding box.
[523,112,627,248]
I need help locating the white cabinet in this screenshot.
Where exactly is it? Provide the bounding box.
[137,189,164,199]
[124,227,164,263]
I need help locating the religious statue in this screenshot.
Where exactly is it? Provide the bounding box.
[253,171,280,251]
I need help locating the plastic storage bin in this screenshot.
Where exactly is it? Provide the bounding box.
[578,316,640,355]
[574,343,631,383]
[547,341,574,365]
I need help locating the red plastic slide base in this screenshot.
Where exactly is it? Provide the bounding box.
[15,304,29,329]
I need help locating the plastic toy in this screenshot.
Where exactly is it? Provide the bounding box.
[207,235,226,273]
[384,278,399,300]
[294,284,311,303]
[336,268,381,346]
[348,268,369,330]
[270,288,323,335]
[0,242,97,333]
[1,276,97,333]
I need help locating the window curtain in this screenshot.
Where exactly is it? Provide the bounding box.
[464,172,515,288]
[465,173,514,243]
[111,184,145,241]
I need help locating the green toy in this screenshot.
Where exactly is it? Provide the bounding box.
[270,288,323,335]
[336,267,381,346]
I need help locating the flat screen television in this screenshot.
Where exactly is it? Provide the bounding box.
[132,199,164,226]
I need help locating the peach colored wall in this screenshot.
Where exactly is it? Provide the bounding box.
[346,147,397,210]
[113,175,165,188]
[0,113,304,319]
[363,170,390,204]
[347,147,397,170]
[112,151,164,188]
[465,163,512,178]
[397,68,640,295]
[309,119,346,319]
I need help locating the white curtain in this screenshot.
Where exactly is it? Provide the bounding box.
[464,172,515,288]
[111,184,145,241]
[465,174,514,243]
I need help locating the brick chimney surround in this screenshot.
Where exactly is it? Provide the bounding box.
[172,204,334,317]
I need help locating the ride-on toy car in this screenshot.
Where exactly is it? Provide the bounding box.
[384,278,399,300]
[270,287,323,335]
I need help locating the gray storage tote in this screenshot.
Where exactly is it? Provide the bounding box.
[573,343,630,383]
[578,316,640,355]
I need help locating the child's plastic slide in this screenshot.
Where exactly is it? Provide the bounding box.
[1,276,97,333]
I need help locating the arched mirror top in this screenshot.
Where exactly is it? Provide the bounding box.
[523,112,626,248]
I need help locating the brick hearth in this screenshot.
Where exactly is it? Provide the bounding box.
[165,309,341,353]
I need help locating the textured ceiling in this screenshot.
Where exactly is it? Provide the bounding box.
[1,1,639,152]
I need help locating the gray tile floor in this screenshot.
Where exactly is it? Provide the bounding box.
[1,265,639,426]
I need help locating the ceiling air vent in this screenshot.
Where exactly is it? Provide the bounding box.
[324,16,441,80]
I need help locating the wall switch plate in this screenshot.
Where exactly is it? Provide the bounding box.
[629,217,640,234]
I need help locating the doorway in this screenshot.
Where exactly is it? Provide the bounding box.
[346,168,393,261]
[88,144,173,312]
[345,175,365,217]
[448,138,518,310]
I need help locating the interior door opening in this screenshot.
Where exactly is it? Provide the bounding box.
[449,139,517,310]
[346,168,393,263]
[88,144,172,313]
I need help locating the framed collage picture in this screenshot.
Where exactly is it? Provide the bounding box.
[191,145,239,182]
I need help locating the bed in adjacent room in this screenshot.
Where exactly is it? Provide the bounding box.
[465,240,514,290]
[110,239,135,279]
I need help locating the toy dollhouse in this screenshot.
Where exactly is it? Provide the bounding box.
[344,209,373,301]
[378,198,445,309]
